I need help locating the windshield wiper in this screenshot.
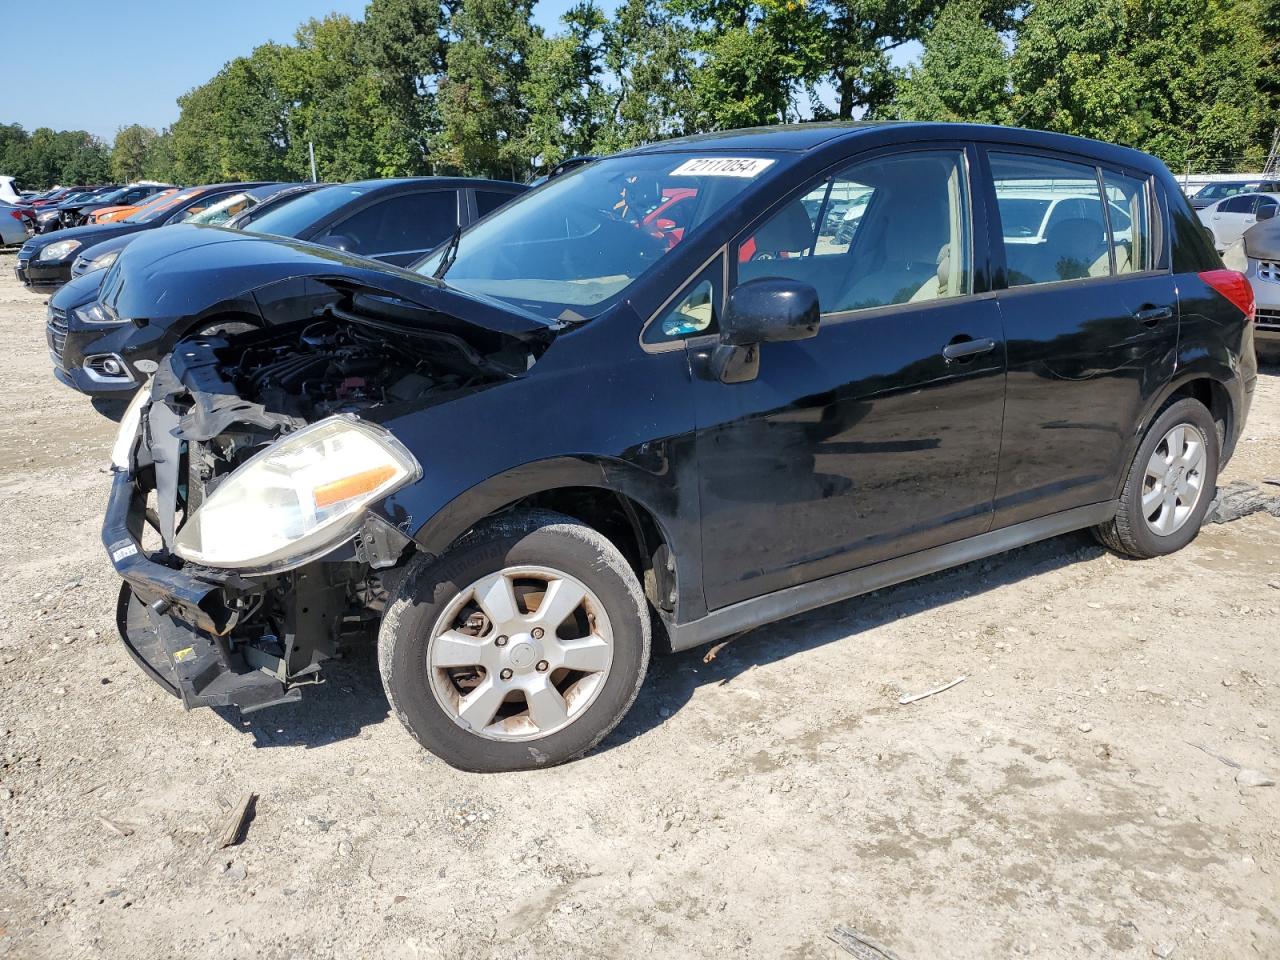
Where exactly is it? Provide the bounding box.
[432,226,462,280]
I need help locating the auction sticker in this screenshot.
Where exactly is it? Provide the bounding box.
[669,157,775,178]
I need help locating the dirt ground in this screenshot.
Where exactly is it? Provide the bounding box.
[0,250,1277,960]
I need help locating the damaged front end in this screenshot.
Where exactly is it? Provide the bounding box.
[104,289,543,713]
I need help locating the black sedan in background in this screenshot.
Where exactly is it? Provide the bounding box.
[16,182,272,289]
[48,177,525,397]
[61,183,172,228]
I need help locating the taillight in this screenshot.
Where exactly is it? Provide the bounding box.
[1199,268,1255,322]
[8,209,22,221]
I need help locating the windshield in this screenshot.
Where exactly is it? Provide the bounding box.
[186,191,258,226]
[131,189,203,223]
[415,152,778,320]
[243,184,372,239]
[90,187,129,205]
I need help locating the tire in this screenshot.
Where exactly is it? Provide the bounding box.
[378,509,651,772]
[1093,397,1220,559]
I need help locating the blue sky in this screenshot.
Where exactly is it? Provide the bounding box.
[7,0,914,142]
[7,0,586,141]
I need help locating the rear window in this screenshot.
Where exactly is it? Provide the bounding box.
[244,184,373,239]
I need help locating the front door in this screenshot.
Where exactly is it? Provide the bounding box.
[984,150,1179,528]
[690,146,1009,611]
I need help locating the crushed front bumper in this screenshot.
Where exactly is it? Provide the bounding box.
[103,471,304,712]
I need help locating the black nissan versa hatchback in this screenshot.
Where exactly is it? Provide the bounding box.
[103,122,1256,772]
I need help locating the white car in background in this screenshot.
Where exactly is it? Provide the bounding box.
[997,194,1133,245]
[1197,191,1280,252]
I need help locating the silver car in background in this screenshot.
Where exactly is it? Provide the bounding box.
[1224,219,1280,358]
[0,204,28,247]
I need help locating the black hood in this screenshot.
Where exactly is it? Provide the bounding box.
[100,224,558,344]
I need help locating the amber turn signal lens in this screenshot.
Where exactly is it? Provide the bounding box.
[312,464,398,508]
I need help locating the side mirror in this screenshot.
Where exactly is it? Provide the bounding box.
[721,276,820,346]
[1258,205,1277,222]
[711,277,820,384]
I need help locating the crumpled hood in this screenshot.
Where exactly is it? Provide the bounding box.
[1243,219,1280,262]
[101,224,556,342]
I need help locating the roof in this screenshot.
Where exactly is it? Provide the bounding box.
[621,121,1162,173]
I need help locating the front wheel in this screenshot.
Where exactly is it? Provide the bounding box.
[378,510,651,772]
[1093,397,1220,558]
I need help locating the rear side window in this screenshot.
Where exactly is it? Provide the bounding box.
[1100,170,1151,274]
[333,191,457,255]
[737,149,972,315]
[1217,195,1255,214]
[476,190,514,217]
[991,153,1110,286]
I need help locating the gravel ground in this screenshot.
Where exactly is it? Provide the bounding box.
[0,250,1277,959]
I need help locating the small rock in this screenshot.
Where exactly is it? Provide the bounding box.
[222,862,247,882]
[0,788,12,801]
[1155,805,1170,819]
[1152,943,1176,959]
[337,840,353,856]
[1077,722,1094,733]
[1235,768,1276,788]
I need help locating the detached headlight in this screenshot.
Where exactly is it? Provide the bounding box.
[39,239,81,261]
[73,301,118,324]
[110,382,151,472]
[173,415,420,572]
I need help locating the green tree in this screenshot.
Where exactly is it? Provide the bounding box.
[519,2,609,170]
[437,0,540,177]
[111,124,159,182]
[596,0,695,151]
[891,0,1011,123]
[358,0,446,174]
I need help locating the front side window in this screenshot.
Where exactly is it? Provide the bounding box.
[991,153,1110,286]
[644,257,722,345]
[1217,194,1256,214]
[737,149,972,314]
[1101,169,1151,274]
[415,152,780,321]
[244,184,374,239]
[331,191,457,255]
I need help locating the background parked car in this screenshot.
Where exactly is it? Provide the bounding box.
[1190,178,1280,210]
[0,204,28,246]
[16,182,273,289]
[1223,220,1280,358]
[48,176,526,398]
[61,183,170,228]
[67,182,301,280]
[89,187,179,224]
[54,185,120,228]
[1198,192,1280,251]
[0,176,24,205]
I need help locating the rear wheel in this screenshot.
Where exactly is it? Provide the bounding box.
[378,510,650,772]
[1093,397,1219,558]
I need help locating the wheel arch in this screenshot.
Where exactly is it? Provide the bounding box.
[406,456,696,626]
[1119,367,1237,499]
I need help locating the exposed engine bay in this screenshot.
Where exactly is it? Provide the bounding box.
[113,290,533,713]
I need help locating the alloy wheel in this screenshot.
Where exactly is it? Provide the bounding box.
[426,565,614,741]
[1142,423,1208,536]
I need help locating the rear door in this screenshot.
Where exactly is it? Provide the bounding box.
[1207,194,1258,251]
[688,143,1008,610]
[983,148,1178,527]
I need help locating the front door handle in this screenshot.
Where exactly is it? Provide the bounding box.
[1135,305,1173,326]
[942,336,997,361]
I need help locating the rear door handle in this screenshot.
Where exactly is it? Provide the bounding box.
[1135,305,1173,326]
[942,337,997,361]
